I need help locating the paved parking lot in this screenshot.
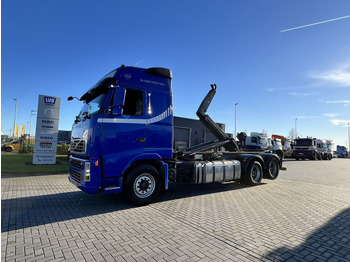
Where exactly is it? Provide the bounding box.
[2,158,350,261]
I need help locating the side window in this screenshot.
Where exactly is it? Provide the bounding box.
[123,89,143,116]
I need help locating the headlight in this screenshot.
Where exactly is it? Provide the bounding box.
[84,162,91,181]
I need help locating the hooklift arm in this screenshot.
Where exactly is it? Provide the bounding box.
[181,84,240,154]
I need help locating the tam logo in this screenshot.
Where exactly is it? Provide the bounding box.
[44,97,56,105]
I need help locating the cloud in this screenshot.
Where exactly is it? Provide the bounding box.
[326,100,350,104]
[289,92,319,97]
[329,119,350,126]
[324,113,339,118]
[311,63,350,86]
[265,83,320,93]
[295,115,322,119]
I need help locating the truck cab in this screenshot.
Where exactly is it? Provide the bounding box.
[293,137,320,160]
[68,66,173,195]
[245,132,269,151]
[316,139,332,160]
[336,145,349,158]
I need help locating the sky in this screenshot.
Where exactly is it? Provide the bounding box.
[1,0,350,149]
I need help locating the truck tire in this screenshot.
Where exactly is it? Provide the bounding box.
[264,158,279,180]
[244,161,263,185]
[124,164,161,206]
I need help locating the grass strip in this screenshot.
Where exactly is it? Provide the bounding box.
[1,153,69,174]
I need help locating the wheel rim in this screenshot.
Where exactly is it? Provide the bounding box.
[133,173,155,199]
[251,164,261,182]
[269,161,278,177]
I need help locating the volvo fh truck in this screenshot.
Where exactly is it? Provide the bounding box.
[68,65,284,205]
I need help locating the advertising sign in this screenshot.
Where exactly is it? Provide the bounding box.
[14,125,19,138]
[20,125,26,136]
[33,95,61,164]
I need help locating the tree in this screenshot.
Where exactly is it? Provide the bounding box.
[288,128,295,139]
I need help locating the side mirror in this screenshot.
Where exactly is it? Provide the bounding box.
[251,137,258,144]
[67,96,80,101]
[111,87,126,116]
[111,108,123,116]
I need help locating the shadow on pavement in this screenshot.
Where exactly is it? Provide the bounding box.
[263,207,350,261]
[1,180,251,233]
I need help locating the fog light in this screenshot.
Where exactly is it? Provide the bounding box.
[84,162,91,181]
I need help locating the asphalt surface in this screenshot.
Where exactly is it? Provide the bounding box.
[2,158,350,261]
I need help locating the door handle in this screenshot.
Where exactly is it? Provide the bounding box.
[136,138,146,143]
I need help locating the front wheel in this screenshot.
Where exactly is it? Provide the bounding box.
[244,161,263,185]
[124,164,161,206]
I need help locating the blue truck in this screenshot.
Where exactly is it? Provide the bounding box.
[336,145,349,158]
[68,65,284,205]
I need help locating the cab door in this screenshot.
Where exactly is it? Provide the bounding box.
[101,87,147,177]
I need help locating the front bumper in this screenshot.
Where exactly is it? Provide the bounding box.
[68,155,123,194]
[293,150,314,158]
[68,156,102,194]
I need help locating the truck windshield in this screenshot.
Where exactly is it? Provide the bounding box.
[259,137,268,146]
[274,140,282,146]
[79,92,107,118]
[284,140,291,147]
[294,139,312,146]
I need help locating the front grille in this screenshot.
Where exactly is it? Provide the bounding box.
[70,139,86,153]
[71,170,82,181]
[70,158,83,169]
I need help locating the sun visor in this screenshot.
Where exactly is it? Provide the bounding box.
[80,77,117,102]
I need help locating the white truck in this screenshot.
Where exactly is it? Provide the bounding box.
[293,137,332,161]
[316,139,333,160]
[245,132,269,151]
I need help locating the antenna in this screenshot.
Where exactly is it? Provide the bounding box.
[131,60,143,67]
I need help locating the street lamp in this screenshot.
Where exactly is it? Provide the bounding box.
[13,99,18,138]
[295,118,298,139]
[234,103,238,139]
[29,110,37,139]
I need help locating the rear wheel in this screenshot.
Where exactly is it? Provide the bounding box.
[244,161,263,185]
[264,158,279,180]
[124,164,161,206]
[5,147,12,152]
